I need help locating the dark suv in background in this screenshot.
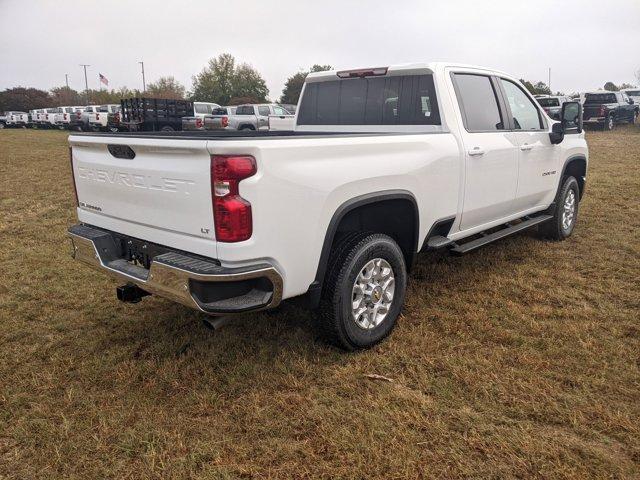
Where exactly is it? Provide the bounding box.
[582,91,636,130]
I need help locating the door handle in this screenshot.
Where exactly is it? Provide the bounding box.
[520,143,534,151]
[468,147,485,156]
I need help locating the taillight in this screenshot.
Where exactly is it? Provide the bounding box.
[221,116,229,128]
[114,112,120,124]
[599,106,606,116]
[76,111,81,119]
[69,147,79,206]
[195,118,203,129]
[45,114,49,120]
[211,155,257,242]
[64,113,68,120]
[96,113,100,120]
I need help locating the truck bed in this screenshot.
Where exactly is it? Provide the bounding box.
[71,130,411,140]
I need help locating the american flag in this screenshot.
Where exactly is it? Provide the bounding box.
[99,73,109,86]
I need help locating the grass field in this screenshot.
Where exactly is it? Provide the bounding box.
[0,127,639,479]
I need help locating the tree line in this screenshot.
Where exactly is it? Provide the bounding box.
[2,57,638,111]
[519,78,637,97]
[0,53,330,111]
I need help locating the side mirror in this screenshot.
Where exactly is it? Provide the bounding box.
[550,122,564,144]
[562,101,582,134]
[628,98,635,105]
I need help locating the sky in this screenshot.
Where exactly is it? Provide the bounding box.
[1,0,639,100]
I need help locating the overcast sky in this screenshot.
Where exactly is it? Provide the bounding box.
[1,0,638,100]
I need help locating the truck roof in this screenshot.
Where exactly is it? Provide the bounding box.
[306,62,513,83]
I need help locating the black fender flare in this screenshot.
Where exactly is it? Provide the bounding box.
[557,154,587,201]
[306,189,419,308]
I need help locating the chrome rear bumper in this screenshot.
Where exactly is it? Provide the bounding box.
[68,224,283,314]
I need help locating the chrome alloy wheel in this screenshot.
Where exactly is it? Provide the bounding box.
[562,189,576,231]
[351,258,395,330]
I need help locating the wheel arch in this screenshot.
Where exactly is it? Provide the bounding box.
[561,154,587,200]
[306,190,419,309]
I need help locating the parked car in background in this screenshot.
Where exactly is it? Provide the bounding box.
[203,104,291,131]
[280,104,297,114]
[28,109,41,127]
[4,111,16,126]
[106,108,123,132]
[535,95,571,120]
[42,108,61,128]
[621,88,640,119]
[119,98,216,131]
[582,91,636,130]
[55,106,85,129]
[34,109,49,127]
[0,112,6,128]
[268,109,295,130]
[67,105,99,131]
[87,104,121,132]
[3,111,27,127]
[15,112,29,127]
[67,62,588,350]
[181,102,223,131]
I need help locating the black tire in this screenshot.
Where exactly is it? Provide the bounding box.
[239,125,255,131]
[0,123,5,129]
[539,176,580,241]
[318,233,407,350]
[160,126,175,132]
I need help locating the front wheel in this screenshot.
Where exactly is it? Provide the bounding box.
[318,233,407,350]
[539,176,580,241]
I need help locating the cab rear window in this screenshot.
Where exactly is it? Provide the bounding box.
[298,74,440,125]
[537,98,560,107]
[585,93,616,104]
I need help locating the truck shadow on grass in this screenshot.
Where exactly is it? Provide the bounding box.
[87,226,550,374]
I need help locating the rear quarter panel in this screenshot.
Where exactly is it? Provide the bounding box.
[208,133,460,298]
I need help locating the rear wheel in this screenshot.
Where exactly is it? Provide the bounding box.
[160,126,175,132]
[318,233,407,350]
[539,176,580,240]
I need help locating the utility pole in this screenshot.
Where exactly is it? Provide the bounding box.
[139,61,146,93]
[80,64,90,103]
[65,74,69,88]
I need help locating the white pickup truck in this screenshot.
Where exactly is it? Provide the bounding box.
[67,62,588,350]
[86,104,121,132]
[54,106,86,129]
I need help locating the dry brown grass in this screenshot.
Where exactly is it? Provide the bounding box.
[0,127,639,479]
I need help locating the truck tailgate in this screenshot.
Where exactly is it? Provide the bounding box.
[69,135,216,249]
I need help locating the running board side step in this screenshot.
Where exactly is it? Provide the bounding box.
[449,215,553,255]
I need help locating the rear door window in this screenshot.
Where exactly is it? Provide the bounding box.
[194,104,208,114]
[452,73,504,131]
[258,106,271,116]
[236,106,255,115]
[298,74,440,125]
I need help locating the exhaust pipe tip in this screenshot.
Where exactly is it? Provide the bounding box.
[116,284,150,303]
[202,316,232,331]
